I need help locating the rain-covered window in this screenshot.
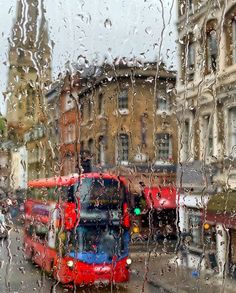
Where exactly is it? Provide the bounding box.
[4,0,236,292]
[156,133,172,162]
[228,107,236,156]
[118,133,129,163]
[206,27,218,73]
[118,89,128,111]
[187,39,195,81]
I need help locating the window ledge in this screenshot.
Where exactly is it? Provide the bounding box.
[64,141,75,145]
[154,160,173,166]
[119,160,129,166]
[180,157,194,163]
[222,63,236,76]
[156,110,171,116]
[118,109,129,115]
[204,156,217,165]
[188,245,203,256]
[98,114,107,120]
[134,153,147,162]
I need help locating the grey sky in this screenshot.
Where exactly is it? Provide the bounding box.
[0,0,177,114]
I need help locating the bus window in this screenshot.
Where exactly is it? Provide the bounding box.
[26,224,49,242]
[35,224,49,241]
[68,225,126,259]
[75,178,121,210]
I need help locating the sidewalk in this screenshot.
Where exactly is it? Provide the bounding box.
[131,252,236,293]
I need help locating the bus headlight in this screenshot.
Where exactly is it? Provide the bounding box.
[126,258,132,265]
[67,260,74,268]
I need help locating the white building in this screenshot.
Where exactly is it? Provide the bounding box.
[176,0,236,278]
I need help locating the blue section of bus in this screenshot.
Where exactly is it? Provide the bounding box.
[69,251,128,264]
[69,230,130,264]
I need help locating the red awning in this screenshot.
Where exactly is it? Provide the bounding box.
[143,186,176,210]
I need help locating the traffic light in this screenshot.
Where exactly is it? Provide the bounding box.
[132,194,146,216]
[134,207,141,216]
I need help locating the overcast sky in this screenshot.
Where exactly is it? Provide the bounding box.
[0,0,177,115]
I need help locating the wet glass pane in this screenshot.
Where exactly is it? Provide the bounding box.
[1,0,236,292]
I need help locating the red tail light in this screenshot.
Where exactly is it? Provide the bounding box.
[123,202,130,228]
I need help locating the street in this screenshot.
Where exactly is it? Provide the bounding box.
[0,228,171,293]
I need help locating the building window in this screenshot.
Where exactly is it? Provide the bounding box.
[80,102,84,121]
[55,119,59,135]
[118,89,128,110]
[182,120,190,161]
[188,210,216,250]
[80,141,84,151]
[98,136,105,166]
[189,211,202,248]
[140,113,148,147]
[156,133,172,161]
[67,124,75,143]
[232,18,236,64]
[88,138,94,154]
[156,91,169,112]
[65,94,74,111]
[202,115,213,157]
[88,99,92,120]
[26,86,35,116]
[228,107,236,156]
[118,134,129,162]
[187,41,195,80]
[98,93,104,115]
[206,29,217,73]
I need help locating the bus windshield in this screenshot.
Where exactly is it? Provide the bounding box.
[76,177,122,210]
[67,225,129,263]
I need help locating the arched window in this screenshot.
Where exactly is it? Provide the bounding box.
[98,93,104,115]
[88,138,94,155]
[118,133,129,163]
[206,20,218,74]
[98,136,105,166]
[224,6,236,66]
[180,34,195,82]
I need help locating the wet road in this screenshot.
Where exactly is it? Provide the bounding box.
[0,228,165,293]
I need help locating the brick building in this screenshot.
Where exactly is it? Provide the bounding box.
[60,62,177,192]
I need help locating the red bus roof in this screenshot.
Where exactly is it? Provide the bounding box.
[28,172,127,188]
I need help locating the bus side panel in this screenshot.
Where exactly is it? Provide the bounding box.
[24,233,57,273]
[52,256,129,285]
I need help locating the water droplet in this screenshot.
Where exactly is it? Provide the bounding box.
[146,77,154,83]
[145,26,152,35]
[104,18,112,29]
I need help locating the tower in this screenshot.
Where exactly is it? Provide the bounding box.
[6,0,52,182]
[6,0,51,141]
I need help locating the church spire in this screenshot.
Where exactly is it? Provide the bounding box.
[6,0,51,138]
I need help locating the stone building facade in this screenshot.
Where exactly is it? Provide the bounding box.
[177,0,236,278]
[60,62,177,192]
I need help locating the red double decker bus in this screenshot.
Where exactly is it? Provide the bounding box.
[24,173,131,286]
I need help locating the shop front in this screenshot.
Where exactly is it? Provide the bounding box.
[131,186,177,241]
[177,192,217,271]
[206,191,236,278]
